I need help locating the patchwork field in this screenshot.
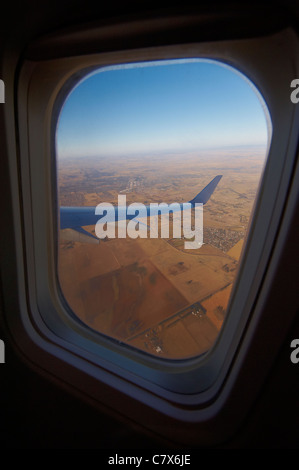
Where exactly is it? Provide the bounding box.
[58,147,267,358]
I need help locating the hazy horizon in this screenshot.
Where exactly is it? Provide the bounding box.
[57,143,268,162]
[56,59,270,160]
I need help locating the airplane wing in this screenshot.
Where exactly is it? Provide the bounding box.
[60,206,100,242]
[188,175,222,206]
[59,175,222,242]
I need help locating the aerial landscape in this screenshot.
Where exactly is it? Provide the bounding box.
[57,146,266,358]
[56,58,269,359]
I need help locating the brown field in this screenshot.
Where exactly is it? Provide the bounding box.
[60,256,188,340]
[227,239,244,260]
[128,311,219,358]
[57,147,267,358]
[202,284,234,331]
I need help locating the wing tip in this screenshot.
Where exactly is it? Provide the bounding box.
[189,175,222,205]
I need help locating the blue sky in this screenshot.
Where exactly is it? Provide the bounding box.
[56,59,270,159]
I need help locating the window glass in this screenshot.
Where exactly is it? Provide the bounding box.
[56,59,270,359]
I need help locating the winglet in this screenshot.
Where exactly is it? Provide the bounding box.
[189,175,222,206]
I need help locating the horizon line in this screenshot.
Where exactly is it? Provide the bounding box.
[57,143,268,160]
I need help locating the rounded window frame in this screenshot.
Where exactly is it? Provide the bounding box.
[15,27,299,415]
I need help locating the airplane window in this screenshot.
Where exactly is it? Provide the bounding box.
[56,59,271,359]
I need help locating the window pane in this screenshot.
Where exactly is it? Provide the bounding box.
[56,59,270,359]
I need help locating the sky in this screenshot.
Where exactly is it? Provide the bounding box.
[56,59,271,159]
